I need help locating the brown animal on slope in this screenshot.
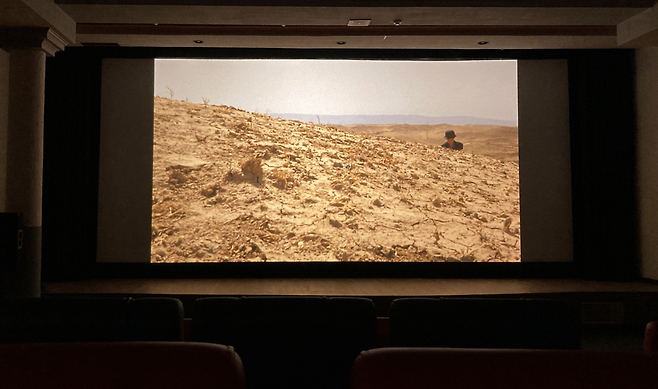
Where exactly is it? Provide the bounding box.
[240,157,263,182]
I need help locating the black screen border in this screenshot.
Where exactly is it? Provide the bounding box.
[43,47,638,281]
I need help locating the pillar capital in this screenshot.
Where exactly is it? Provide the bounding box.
[0,27,69,56]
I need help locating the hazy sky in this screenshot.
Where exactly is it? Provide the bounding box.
[155,59,518,121]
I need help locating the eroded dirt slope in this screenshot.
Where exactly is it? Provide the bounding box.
[151,96,521,263]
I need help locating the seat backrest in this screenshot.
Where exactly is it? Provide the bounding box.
[0,342,245,389]
[0,297,131,343]
[127,297,185,341]
[351,347,658,389]
[42,296,132,342]
[192,296,376,389]
[389,297,580,349]
[0,298,43,343]
[644,320,658,355]
[0,296,185,342]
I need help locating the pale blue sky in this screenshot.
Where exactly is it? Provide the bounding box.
[155,59,517,122]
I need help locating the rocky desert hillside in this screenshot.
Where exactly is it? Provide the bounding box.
[151,96,520,263]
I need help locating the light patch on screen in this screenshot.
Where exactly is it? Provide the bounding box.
[150,59,520,263]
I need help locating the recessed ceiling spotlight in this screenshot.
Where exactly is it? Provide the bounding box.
[336,41,346,45]
[347,19,371,27]
[393,19,402,26]
[478,41,489,45]
[193,40,204,44]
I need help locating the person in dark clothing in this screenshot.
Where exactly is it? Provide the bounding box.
[441,130,464,150]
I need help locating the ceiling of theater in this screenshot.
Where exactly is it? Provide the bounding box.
[3,0,658,49]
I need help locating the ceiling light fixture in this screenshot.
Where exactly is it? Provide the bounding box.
[478,41,489,45]
[193,40,204,44]
[347,19,371,27]
[393,19,402,26]
[336,41,346,45]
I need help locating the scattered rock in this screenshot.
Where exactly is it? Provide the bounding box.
[168,170,189,185]
[503,217,512,231]
[329,219,343,228]
[461,254,476,262]
[335,250,350,261]
[331,181,344,190]
[201,186,217,197]
[302,197,319,204]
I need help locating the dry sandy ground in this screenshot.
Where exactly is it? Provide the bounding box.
[151,97,520,263]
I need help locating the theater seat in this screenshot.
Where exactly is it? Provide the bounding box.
[644,321,658,355]
[351,347,658,389]
[192,296,377,389]
[0,342,245,389]
[389,297,580,349]
[0,296,185,343]
[127,297,185,341]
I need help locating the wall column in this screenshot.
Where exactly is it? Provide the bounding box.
[0,28,66,297]
[636,47,658,281]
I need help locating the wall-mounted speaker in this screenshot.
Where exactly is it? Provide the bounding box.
[0,213,23,271]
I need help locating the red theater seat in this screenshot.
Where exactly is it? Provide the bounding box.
[645,321,658,355]
[0,342,245,389]
[351,347,658,389]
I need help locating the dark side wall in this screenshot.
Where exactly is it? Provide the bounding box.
[568,50,637,280]
[43,49,103,280]
[41,48,637,281]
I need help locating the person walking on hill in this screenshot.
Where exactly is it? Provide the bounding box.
[441,130,463,150]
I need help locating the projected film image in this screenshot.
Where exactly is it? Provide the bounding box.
[151,59,519,263]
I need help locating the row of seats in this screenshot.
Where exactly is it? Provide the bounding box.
[2,342,657,389]
[0,296,581,389]
[1,296,581,346]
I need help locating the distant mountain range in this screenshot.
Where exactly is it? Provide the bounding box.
[269,113,518,127]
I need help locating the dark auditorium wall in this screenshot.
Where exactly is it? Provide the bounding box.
[568,50,638,280]
[41,48,638,281]
[43,49,103,280]
[0,49,7,211]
